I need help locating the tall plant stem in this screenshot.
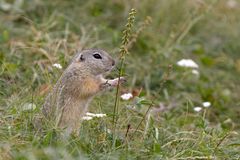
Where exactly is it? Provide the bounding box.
[112,8,136,148]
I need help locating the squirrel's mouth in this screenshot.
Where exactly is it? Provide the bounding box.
[109,65,115,71]
[104,66,115,74]
[105,68,112,73]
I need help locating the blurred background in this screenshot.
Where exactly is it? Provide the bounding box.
[0,0,240,159]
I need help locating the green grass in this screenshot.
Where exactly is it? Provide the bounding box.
[0,0,240,159]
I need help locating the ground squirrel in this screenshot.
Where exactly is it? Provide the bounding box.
[42,49,125,133]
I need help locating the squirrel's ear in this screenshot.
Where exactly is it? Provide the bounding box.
[79,54,85,61]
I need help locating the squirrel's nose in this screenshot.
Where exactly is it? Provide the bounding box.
[112,60,115,66]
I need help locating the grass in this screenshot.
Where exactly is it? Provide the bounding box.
[0,0,240,159]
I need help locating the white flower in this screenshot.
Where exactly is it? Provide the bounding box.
[22,103,36,111]
[192,69,199,75]
[82,112,106,120]
[202,102,211,108]
[226,0,238,9]
[82,116,93,120]
[194,107,202,112]
[52,63,62,69]
[94,114,106,117]
[0,2,11,11]
[86,112,106,118]
[86,112,96,117]
[177,59,199,68]
[120,93,133,100]
[106,129,111,134]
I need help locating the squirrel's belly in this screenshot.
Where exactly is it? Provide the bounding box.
[58,99,90,128]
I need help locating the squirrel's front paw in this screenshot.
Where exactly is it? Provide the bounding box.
[117,77,127,84]
[100,77,126,90]
[108,77,126,87]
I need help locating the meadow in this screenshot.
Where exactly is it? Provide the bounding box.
[0,0,240,159]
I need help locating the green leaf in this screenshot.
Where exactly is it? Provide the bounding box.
[153,143,161,153]
[200,56,214,66]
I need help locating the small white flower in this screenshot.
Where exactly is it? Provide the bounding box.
[22,103,36,111]
[0,2,12,11]
[52,63,62,69]
[177,59,199,68]
[82,116,93,120]
[86,112,106,118]
[202,102,211,108]
[192,69,199,75]
[86,112,96,117]
[95,113,106,117]
[226,0,238,9]
[106,129,111,134]
[194,107,202,112]
[120,93,133,100]
[8,126,12,135]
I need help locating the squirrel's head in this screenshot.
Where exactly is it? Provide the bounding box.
[71,49,115,76]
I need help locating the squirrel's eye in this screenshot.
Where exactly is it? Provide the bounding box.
[93,53,102,59]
